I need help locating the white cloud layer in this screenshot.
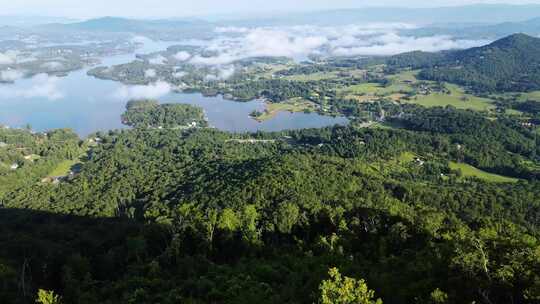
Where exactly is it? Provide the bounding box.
[331,33,489,56]
[190,23,488,65]
[113,81,171,100]
[0,51,18,65]
[149,55,167,65]
[173,71,187,78]
[0,73,63,100]
[145,69,157,78]
[41,61,64,70]
[174,51,191,61]
[0,69,24,82]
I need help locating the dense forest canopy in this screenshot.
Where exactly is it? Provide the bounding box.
[1,100,539,304]
[121,99,208,128]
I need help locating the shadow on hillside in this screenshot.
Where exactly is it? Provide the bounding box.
[0,208,154,303]
[0,208,300,304]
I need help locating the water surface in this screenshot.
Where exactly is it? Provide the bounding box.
[0,39,348,137]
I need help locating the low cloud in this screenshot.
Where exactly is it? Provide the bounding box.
[113,81,171,100]
[41,61,64,70]
[191,27,328,65]
[0,51,17,65]
[0,69,24,82]
[131,35,151,44]
[144,69,157,78]
[192,23,488,65]
[215,26,250,34]
[149,55,167,65]
[173,71,187,78]
[204,66,236,82]
[217,66,235,79]
[0,73,63,100]
[331,33,489,56]
[174,51,191,61]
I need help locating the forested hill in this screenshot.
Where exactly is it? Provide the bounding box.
[1,103,540,303]
[388,33,540,93]
[121,100,208,129]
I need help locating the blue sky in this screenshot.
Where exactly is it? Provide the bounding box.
[3,0,540,18]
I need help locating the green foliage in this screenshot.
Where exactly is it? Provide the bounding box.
[416,34,540,93]
[121,99,208,128]
[35,289,61,304]
[319,268,382,304]
[430,288,448,303]
[0,103,539,303]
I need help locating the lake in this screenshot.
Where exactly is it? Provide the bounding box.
[0,39,348,137]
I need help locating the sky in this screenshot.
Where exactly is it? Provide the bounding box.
[2,0,540,18]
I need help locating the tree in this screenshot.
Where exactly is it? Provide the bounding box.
[275,202,299,234]
[218,208,240,232]
[319,267,382,304]
[35,289,61,304]
[430,288,448,303]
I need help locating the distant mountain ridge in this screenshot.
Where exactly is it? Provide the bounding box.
[43,16,208,32]
[406,17,540,39]
[222,4,540,27]
[34,4,540,30]
[38,16,215,40]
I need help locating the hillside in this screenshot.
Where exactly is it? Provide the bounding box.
[1,103,540,303]
[389,34,540,92]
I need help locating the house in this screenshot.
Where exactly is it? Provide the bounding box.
[414,158,425,166]
[521,121,534,128]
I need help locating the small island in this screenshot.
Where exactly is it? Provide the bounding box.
[121,99,208,129]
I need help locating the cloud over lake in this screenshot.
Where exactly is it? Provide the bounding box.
[189,23,488,65]
[0,69,24,82]
[0,73,63,100]
[113,81,171,100]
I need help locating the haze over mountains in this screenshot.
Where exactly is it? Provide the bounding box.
[3,4,540,29]
[2,4,535,47]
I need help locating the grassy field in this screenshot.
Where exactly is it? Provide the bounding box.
[449,162,519,183]
[341,82,413,96]
[407,84,494,111]
[283,69,366,82]
[337,70,419,100]
[257,64,292,78]
[253,98,317,121]
[387,70,419,82]
[396,151,417,163]
[518,91,540,101]
[284,72,339,81]
[338,69,495,111]
[48,159,79,177]
[25,154,41,161]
